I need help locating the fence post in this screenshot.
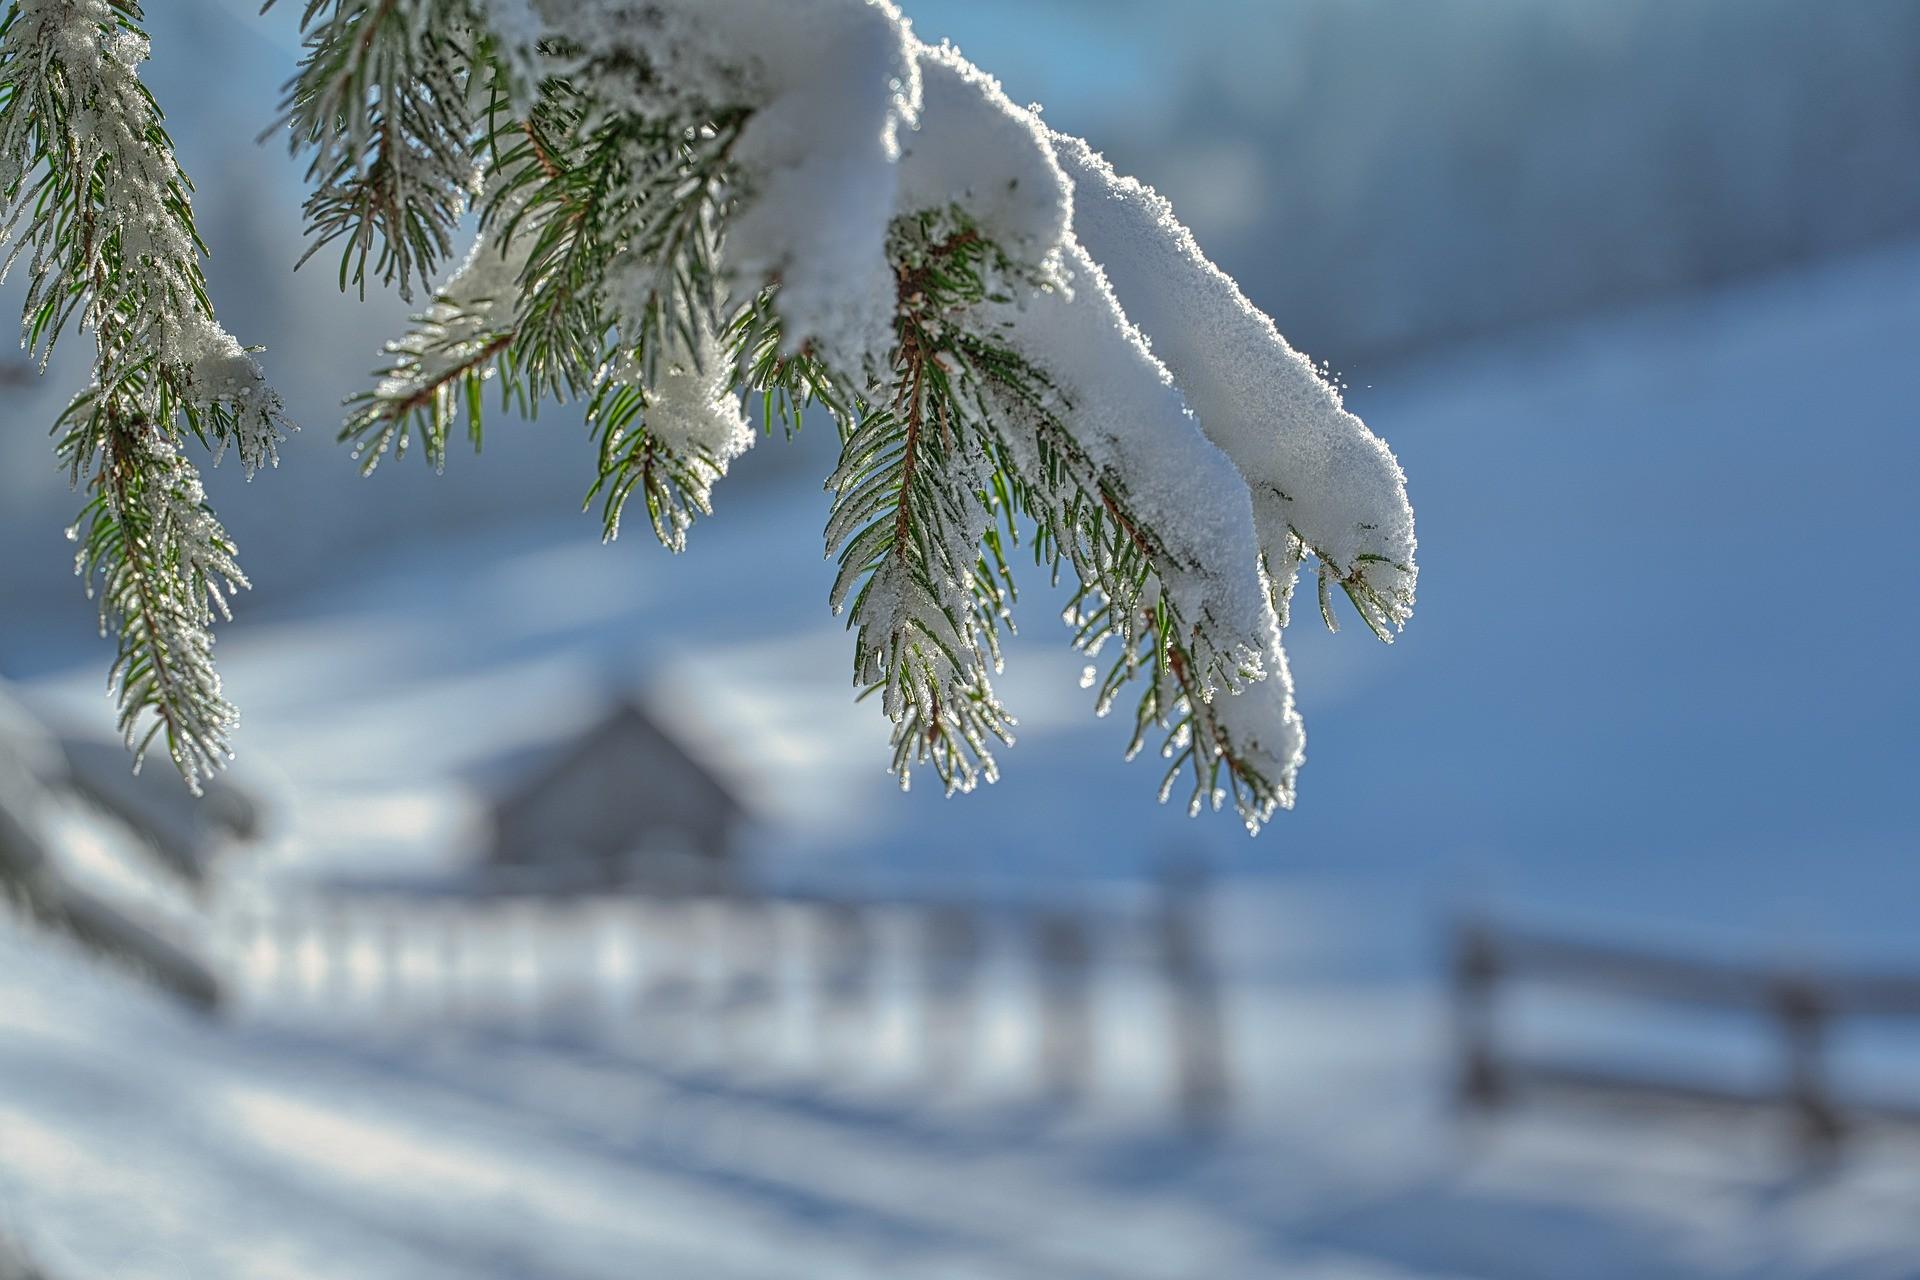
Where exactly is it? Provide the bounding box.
[1158,860,1230,1135]
[921,904,980,1089]
[373,901,404,1021]
[816,901,874,1068]
[637,895,698,1031]
[437,901,467,1025]
[1774,977,1843,1155]
[325,897,354,1009]
[506,897,545,1034]
[538,898,602,1037]
[249,902,286,1009]
[1036,911,1094,1104]
[1452,920,1505,1109]
[721,895,777,1058]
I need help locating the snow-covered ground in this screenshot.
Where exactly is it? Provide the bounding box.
[5,239,1920,1277]
[6,888,1920,1280]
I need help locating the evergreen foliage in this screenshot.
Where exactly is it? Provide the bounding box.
[1,0,286,792]
[0,0,1419,832]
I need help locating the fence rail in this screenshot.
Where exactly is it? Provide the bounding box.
[1452,917,1920,1151]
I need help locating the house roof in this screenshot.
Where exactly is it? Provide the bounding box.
[487,696,747,826]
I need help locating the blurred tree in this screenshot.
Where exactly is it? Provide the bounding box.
[0,682,233,1007]
[0,1231,50,1280]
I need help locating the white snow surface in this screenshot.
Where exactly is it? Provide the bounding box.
[1050,133,1415,630]
[895,42,1072,269]
[5,887,1920,1280]
[526,0,920,372]
[7,242,1920,1278]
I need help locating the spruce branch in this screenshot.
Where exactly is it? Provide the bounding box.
[273,0,487,300]
[344,80,748,481]
[788,204,1298,820]
[342,284,519,472]
[935,285,1292,829]
[60,380,246,792]
[0,0,286,789]
[822,212,1025,795]
[1,6,1407,825]
[495,91,747,398]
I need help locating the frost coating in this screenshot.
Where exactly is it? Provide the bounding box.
[371,190,529,408]
[0,0,290,790]
[1050,133,1416,634]
[0,0,288,475]
[625,318,756,548]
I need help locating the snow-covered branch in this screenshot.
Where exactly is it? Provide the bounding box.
[6,0,1418,828]
[1050,134,1416,639]
[0,0,288,789]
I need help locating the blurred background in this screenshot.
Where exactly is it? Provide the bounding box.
[3,1,1919,1276]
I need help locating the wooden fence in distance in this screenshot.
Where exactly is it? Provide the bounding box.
[215,867,1234,1133]
[1453,916,1920,1152]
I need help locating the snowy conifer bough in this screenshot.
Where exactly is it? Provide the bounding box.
[1,0,1417,832]
[0,0,287,793]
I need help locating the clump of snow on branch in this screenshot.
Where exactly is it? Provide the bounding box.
[895,43,1072,270]
[1050,133,1416,636]
[615,316,755,549]
[179,328,288,475]
[632,324,754,479]
[989,239,1281,695]
[886,37,1304,815]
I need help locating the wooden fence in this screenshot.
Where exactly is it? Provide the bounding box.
[212,869,1234,1131]
[1452,916,1920,1152]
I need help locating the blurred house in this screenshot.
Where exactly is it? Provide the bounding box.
[485,699,744,893]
